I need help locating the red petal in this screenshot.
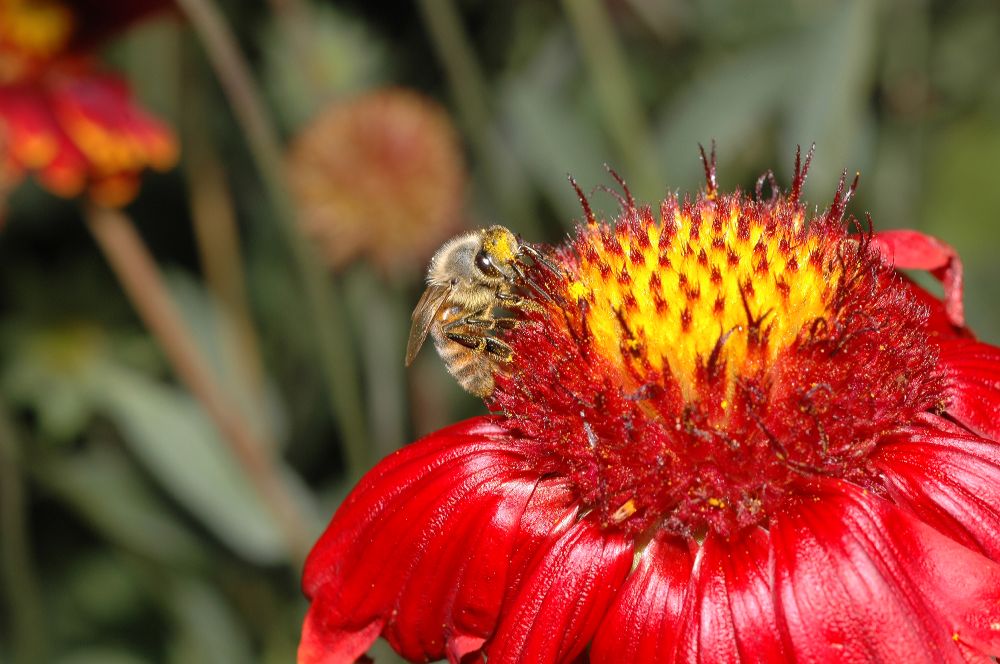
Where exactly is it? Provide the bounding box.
[872,230,964,327]
[938,339,1000,441]
[444,479,577,660]
[385,477,577,661]
[299,605,382,664]
[874,416,1000,561]
[300,417,573,664]
[50,71,178,175]
[590,534,693,663]
[673,528,787,662]
[772,479,1000,662]
[483,518,633,664]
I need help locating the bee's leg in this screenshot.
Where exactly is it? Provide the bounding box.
[446,332,513,362]
[453,316,518,331]
[443,310,487,333]
[496,291,544,313]
[443,309,518,332]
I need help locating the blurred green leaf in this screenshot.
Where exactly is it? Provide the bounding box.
[33,445,204,566]
[261,4,387,131]
[652,37,792,190]
[929,7,1000,107]
[165,271,288,449]
[920,113,1000,344]
[54,650,149,664]
[501,28,613,224]
[167,580,254,664]
[2,323,107,443]
[57,552,148,629]
[778,0,877,198]
[87,363,290,564]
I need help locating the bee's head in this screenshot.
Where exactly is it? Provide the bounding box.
[474,226,520,281]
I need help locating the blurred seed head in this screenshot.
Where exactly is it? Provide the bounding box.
[287,88,467,279]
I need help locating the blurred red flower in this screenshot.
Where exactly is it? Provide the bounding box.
[287,88,466,279]
[299,152,1000,663]
[0,0,176,206]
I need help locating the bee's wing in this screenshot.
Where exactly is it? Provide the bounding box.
[406,284,451,366]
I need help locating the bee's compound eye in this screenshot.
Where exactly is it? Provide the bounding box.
[475,250,501,278]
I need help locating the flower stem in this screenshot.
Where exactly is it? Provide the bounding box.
[175,0,371,479]
[561,0,662,199]
[0,405,46,664]
[415,0,541,236]
[84,205,313,564]
[346,269,407,458]
[182,68,270,442]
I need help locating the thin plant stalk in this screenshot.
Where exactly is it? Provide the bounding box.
[263,0,331,102]
[182,70,270,438]
[346,269,407,459]
[0,405,46,664]
[416,0,541,237]
[84,205,312,564]
[562,0,662,199]
[175,0,370,480]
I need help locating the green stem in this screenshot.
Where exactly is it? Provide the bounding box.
[561,0,661,199]
[0,404,46,664]
[182,62,272,445]
[416,0,541,237]
[175,0,370,480]
[346,270,407,459]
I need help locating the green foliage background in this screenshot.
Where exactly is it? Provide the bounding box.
[1,1,998,662]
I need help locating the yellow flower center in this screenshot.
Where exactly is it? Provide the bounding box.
[567,199,841,398]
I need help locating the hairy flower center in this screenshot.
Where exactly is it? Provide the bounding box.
[495,180,944,541]
[570,200,836,399]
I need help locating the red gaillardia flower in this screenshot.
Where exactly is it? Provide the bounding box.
[299,149,1000,663]
[0,0,177,206]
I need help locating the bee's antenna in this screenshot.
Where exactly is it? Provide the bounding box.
[511,260,555,304]
[519,243,561,277]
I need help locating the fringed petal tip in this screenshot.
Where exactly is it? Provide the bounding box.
[873,230,964,328]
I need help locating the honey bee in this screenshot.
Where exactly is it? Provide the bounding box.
[405,226,551,397]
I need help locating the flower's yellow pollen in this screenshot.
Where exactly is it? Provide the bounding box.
[567,280,588,302]
[567,203,840,397]
[707,497,727,509]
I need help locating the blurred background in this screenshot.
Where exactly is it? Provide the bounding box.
[0,0,997,662]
